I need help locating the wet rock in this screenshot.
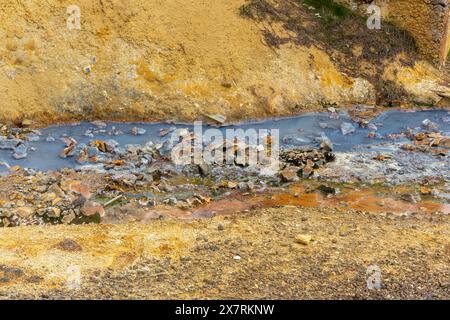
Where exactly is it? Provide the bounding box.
[75,147,89,164]
[26,133,40,142]
[316,134,333,151]
[340,122,356,135]
[131,127,146,136]
[84,129,94,138]
[61,136,77,147]
[422,119,438,131]
[318,185,336,195]
[282,134,312,146]
[91,140,108,153]
[91,120,107,128]
[159,128,170,137]
[401,144,416,151]
[87,146,99,157]
[205,114,226,125]
[319,122,328,129]
[59,137,77,158]
[0,138,21,150]
[13,143,28,160]
[431,189,450,201]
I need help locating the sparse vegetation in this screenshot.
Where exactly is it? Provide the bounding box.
[304,0,352,26]
[238,0,419,105]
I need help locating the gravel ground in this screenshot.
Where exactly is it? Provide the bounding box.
[0,206,449,299]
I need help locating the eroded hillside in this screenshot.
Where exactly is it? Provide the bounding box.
[0,0,448,126]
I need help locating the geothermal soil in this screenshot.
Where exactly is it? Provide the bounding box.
[0,205,449,300]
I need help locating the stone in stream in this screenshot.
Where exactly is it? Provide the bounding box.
[340,122,356,135]
[59,137,78,158]
[159,128,170,137]
[0,137,21,150]
[61,136,78,147]
[84,129,94,138]
[422,119,438,131]
[91,120,107,128]
[282,134,312,146]
[131,127,146,136]
[26,133,40,142]
[0,160,10,169]
[318,184,336,195]
[13,143,28,160]
[87,146,99,157]
[315,133,333,151]
[205,113,226,125]
[75,147,89,165]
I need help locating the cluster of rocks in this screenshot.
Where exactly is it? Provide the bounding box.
[279,147,336,182]
[401,120,450,156]
[0,174,104,227]
[0,123,43,161]
[1,112,448,227]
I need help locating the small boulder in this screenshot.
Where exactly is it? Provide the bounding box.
[295,235,312,245]
[131,127,146,136]
[15,207,34,218]
[340,122,356,135]
[280,166,300,182]
[81,201,105,217]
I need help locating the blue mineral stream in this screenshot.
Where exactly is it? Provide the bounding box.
[0,109,449,172]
